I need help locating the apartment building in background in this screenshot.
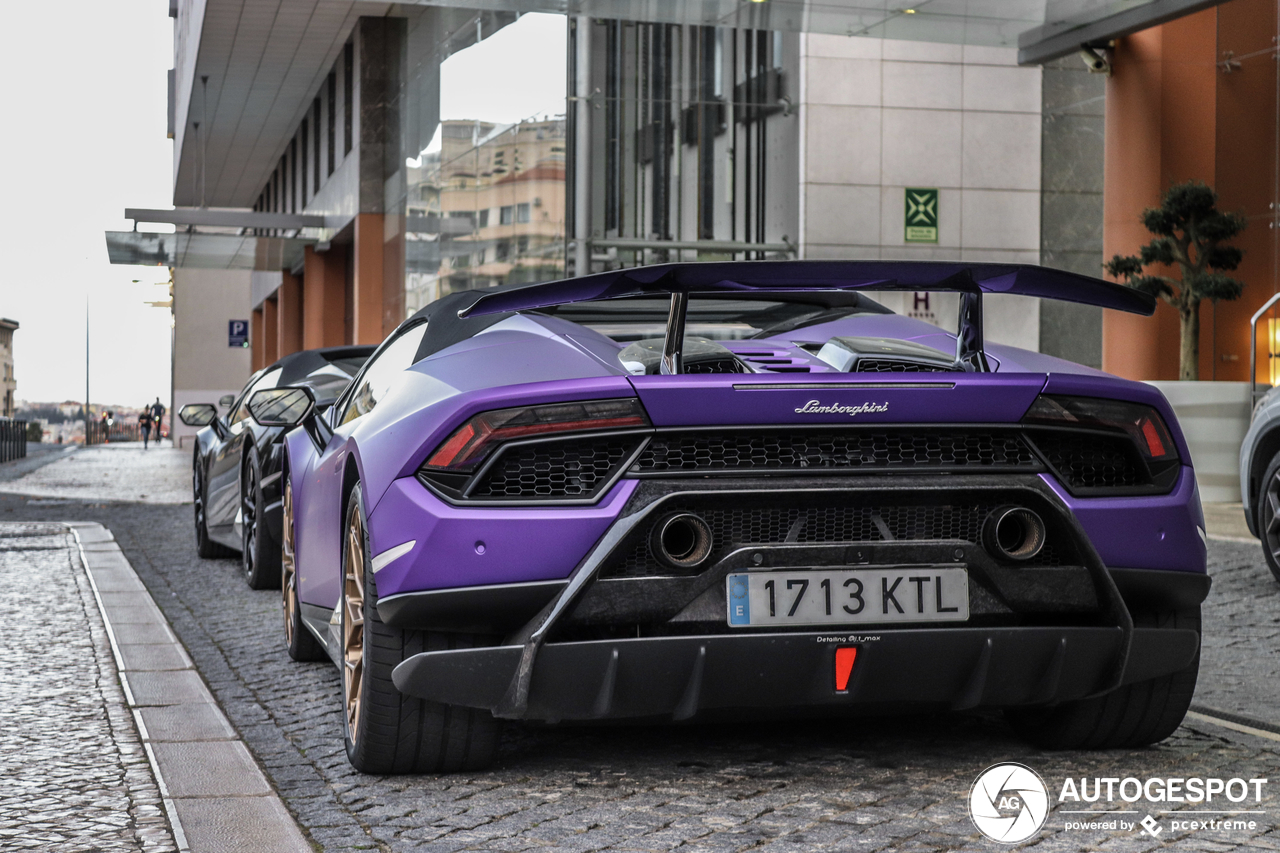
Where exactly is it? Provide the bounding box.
[0,318,18,418]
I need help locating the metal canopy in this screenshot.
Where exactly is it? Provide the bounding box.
[1017,0,1227,64]
[105,231,312,271]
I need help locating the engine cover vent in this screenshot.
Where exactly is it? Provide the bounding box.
[816,336,960,373]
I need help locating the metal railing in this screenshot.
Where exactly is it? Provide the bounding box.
[86,420,149,445]
[0,419,27,463]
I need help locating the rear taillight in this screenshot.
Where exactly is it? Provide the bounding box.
[423,398,649,471]
[1022,395,1178,462]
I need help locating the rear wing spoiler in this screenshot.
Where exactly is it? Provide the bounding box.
[457,260,1154,374]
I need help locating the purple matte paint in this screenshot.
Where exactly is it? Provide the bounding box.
[366,477,637,597]
[1047,467,1207,574]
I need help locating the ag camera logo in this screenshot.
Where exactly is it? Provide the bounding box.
[969,763,1050,844]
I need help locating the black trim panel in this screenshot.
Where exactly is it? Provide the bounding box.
[390,625,1195,722]
[1108,567,1211,611]
[377,580,567,632]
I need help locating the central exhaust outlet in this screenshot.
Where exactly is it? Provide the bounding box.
[652,512,714,569]
[983,506,1046,562]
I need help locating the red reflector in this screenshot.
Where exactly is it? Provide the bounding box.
[1140,417,1167,458]
[835,647,858,692]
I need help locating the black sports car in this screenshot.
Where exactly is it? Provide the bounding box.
[179,345,374,587]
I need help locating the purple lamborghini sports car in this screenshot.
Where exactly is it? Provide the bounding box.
[248,261,1208,774]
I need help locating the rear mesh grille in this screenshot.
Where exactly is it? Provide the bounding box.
[1028,431,1144,490]
[467,437,640,499]
[633,430,1039,474]
[602,499,1064,578]
[855,359,958,373]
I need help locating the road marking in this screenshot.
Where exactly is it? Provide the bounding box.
[1186,710,1280,743]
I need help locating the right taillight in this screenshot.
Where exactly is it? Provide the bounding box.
[1021,394,1181,495]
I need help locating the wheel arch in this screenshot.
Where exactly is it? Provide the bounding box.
[341,447,363,534]
[1247,425,1280,536]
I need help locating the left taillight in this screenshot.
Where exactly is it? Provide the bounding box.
[422,397,650,472]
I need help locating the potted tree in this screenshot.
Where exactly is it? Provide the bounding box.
[1105,181,1245,380]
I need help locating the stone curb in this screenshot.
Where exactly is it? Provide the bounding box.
[67,521,312,853]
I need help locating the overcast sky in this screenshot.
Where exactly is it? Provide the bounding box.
[0,2,174,408]
[0,7,565,408]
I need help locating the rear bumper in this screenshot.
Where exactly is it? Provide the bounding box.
[391,624,1199,722]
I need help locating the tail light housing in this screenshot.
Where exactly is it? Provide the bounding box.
[418,398,651,504]
[1021,395,1181,496]
[423,398,649,472]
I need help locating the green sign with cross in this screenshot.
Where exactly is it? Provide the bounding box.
[904,188,939,243]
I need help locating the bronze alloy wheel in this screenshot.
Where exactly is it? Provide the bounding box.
[342,506,366,743]
[337,483,501,773]
[282,478,298,649]
[282,476,326,662]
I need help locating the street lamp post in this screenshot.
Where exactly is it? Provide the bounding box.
[84,292,90,445]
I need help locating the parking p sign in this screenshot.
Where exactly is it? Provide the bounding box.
[229,320,249,348]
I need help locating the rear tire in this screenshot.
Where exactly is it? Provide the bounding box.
[242,452,281,589]
[1256,453,1280,583]
[1005,607,1200,749]
[282,474,326,662]
[340,484,501,774]
[194,453,235,559]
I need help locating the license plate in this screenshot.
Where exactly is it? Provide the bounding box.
[726,568,969,627]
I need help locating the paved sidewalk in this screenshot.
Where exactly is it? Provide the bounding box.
[0,445,189,505]
[0,521,309,853]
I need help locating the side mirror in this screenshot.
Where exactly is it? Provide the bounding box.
[218,393,236,409]
[179,403,218,427]
[248,386,316,427]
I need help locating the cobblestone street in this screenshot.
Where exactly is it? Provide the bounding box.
[4,486,1280,852]
[0,523,173,852]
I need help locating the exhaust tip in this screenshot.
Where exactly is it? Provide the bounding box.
[652,512,714,569]
[983,506,1046,562]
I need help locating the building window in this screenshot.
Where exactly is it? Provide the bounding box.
[517,235,529,254]
[478,209,489,228]
[516,203,531,223]
[312,97,321,189]
[500,205,514,225]
[343,42,354,156]
[300,122,309,205]
[289,139,298,212]
[495,240,510,261]
[327,70,337,175]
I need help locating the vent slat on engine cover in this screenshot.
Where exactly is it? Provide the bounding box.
[633,430,1039,474]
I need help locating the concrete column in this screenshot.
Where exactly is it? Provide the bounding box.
[277,271,303,358]
[262,296,280,366]
[303,245,348,347]
[353,214,384,344]
[250,309,265,373]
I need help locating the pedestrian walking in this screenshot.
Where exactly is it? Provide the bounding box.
[150,398,166,446]
[139,409,153,449]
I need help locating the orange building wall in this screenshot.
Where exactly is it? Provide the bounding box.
[1103,0,1279,381]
